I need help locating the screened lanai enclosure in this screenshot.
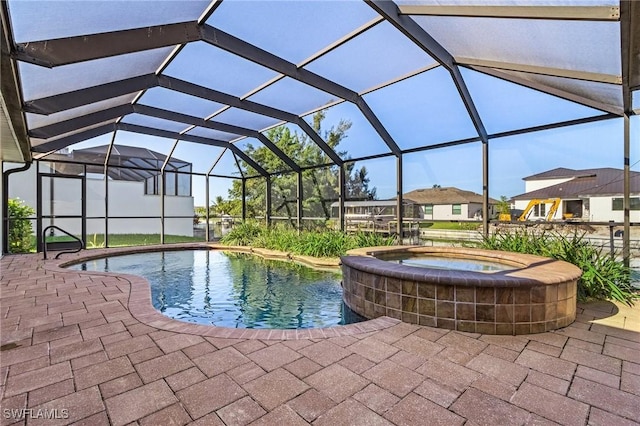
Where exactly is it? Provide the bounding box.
[1,1,638,263]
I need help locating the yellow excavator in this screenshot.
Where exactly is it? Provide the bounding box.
[517,198,561,222]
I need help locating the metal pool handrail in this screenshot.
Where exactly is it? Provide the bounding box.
[43,225,84,260]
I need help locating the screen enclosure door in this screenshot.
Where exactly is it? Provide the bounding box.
[37,173,86,252]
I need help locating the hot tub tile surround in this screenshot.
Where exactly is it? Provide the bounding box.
[341,247,582,335]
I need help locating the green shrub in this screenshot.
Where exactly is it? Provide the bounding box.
[220,221,263,246]
[352,231,396,248]
[481,229,638,306]
[7,198,35,253]
[254,225,299,252]
[220,223,395,258]
[298,230,353,258]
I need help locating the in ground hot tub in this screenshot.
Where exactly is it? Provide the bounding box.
[341,246,583,335]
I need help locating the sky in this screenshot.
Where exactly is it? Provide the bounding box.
[61,68,638,207]
[20,0,638,208]
[61,97,638,208]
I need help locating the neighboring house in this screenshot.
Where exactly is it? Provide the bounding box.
[7,145,195,237]
[511,167,640,222]
[330,187,495,223]
[402,187,497,221]
[330,200,421,225]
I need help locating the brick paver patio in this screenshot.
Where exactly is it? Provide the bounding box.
[1,247,639,425]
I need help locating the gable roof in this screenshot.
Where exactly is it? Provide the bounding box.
[523,167,583,181]
[512,167,640,200]
[402,187,497,205]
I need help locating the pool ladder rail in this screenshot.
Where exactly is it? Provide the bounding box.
[42,225,84,260]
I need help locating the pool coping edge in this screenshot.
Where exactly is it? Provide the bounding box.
[42,243,401,340]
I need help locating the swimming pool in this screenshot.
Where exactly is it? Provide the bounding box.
[70,249,364,329]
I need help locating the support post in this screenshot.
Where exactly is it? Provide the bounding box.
[623,113,630,267]
[160,172,165,245]
[241,178,247,222]
[82,165,87,246]
[205,176,210,241]
[104,170,109,247]
[265,176,272,226]
[36,162,42,253]
[103,131,116,248]
[339,165,346,232]
[482,139,489,236]
[609,220,616,257]
[160,140,179,246]
[297,172,303,231]
[396,155,403,244]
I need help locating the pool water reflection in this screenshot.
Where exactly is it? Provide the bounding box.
[378,253,517,272]
[71,250,364,329]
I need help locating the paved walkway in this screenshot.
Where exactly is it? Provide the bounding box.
[1,248,639,426]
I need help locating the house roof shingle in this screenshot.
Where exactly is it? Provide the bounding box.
[401,187,497,205]
[512,167,640,200]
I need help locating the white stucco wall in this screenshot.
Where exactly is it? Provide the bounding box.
[6,162,194,237]
[421,203,494,221]
[515,197,640,222]
[427,204,470,221]
[514,199,564,220]
[524,178,573,193]
[588,196,640,222]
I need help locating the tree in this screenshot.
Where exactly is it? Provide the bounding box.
[211,196,239,216]
[347,166,376,201]
[227,111,377,225]
[497,195,511,215]
[8,198,35,253]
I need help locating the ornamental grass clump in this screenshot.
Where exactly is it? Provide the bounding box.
[220,221,263,246]
[351,231,396,248]
[220,223,394,258]
[481,229,638,306]
[253,226,299,253]
[297,230,353,258]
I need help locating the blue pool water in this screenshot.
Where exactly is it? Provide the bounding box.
[378,253,516,272]
[70,250,364,329]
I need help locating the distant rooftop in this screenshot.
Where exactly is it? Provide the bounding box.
[513,167,640,200]
[402,187,498,205]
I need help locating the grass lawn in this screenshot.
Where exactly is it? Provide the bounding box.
[419,222,481,231]
[41,234,205,249]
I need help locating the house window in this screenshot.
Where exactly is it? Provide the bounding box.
[532,203,546,217]
[612,197,640,210]
[177,173,191,196]
[424,204,433,215]
[145,176,156,195]
[452,204,461,215]
[165,172,176,196]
